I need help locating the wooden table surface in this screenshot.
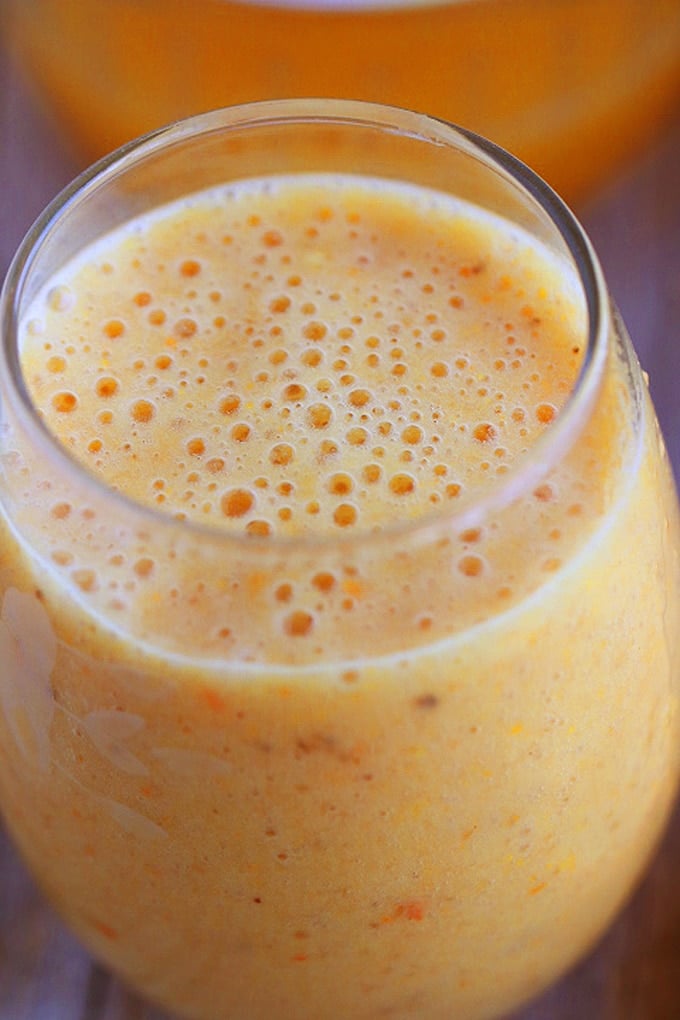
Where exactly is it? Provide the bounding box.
[1,36,679,1020]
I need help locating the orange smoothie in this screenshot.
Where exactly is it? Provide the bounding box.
[1,165,679,1020]
[7,0,680,201]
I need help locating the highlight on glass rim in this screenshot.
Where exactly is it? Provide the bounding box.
[0,99,678,1020]
[6,0,680,201]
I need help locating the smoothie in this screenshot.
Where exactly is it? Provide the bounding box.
[1,169,679,1019]
[7,0,680,200]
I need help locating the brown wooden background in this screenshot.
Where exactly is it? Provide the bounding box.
[1,27,679,1020]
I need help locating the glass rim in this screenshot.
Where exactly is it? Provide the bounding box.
[0,98,610,553]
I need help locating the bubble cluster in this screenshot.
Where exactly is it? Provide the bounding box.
[22,176,584,544]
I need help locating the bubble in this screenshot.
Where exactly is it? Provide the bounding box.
[458,555,484,578]
[143,308,163,328]
[389,473,415,496]
[301,348,322,368]
[47,285,75,312]
[52,550,74,566]
[284,610,314,637]
[270,295,291,314]
[96,376,120,398]
[231,423,251,443]
[268,444,291,467]
[312,572,336,593]
[336,499,360,526]
[52,391,78,413]
[103,319,125,339]
[246,520,272,537]
[134,557,155,578]
[319,440,339,460]
[219,394,241,415]
[221,488,254,518]
[348,388,371,408]
[473,423,496,443]
[460,527,482,544]
[346,427,368,446]
[26,318,45,338]
[262,229,283,247]
[536,403,556,424]
[362,464,381,484]
[283,383,307,402]
[131,399,155,423]
[180,259,201,277]
[72,568,98,592]
[303,321,327,341]
[308,404,332,429]
[401,425,423,445]
[50,502,72,520]
[174,317,197,339]
[47,355,67,373]
[187,438,205,456]
[328,473,354,496]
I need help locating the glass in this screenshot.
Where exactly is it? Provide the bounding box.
[6,0,680,202]
[0,99,679,1020]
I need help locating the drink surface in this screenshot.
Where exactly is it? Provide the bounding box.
[22,176,585,536]
[1,175,679,1020]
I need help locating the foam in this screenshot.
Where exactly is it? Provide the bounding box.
[12,173,612,664]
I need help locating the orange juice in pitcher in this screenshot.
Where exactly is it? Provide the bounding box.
[7,0,680,200]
